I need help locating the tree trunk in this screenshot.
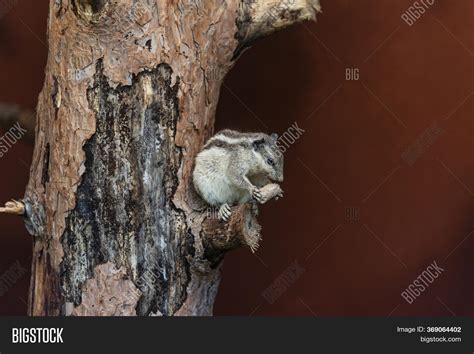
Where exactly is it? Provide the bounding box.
[18,0,321,316]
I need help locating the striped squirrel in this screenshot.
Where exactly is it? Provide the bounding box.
[193,129,284,221]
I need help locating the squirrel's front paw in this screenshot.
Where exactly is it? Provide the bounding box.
[218,203,232,221]
[252,187,265,204]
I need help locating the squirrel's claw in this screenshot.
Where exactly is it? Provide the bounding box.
[275,187,284,200]
[218,203,232,221]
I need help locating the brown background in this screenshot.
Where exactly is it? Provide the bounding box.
[0,0,472,316]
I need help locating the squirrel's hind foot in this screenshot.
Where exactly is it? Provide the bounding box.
[218,203,232,221]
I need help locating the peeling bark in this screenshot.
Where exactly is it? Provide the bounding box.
[23,0,320,316]
[62,60,188,315]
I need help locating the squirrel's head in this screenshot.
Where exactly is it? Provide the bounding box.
[252,133,284,182]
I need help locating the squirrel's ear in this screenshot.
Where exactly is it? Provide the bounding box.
[270,133,278,141]
[252,138,265,149]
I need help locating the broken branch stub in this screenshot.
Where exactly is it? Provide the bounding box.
[234,0,321,59]
[0,199,25,215]
[201,183,283,263]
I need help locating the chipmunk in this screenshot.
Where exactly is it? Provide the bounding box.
[193,129,284,221]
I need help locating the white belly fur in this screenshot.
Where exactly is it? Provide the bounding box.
[193,148,251,206]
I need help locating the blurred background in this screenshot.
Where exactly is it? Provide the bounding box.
[0,0,473,316]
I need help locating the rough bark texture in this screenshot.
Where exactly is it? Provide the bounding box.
[22,0,320,316]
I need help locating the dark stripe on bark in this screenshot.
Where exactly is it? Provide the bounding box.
[61,60,190,316]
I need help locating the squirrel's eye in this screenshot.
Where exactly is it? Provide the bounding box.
[267,158,274,166]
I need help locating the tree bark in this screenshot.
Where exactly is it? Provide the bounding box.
[19,0,321,316]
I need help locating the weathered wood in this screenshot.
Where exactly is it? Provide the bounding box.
[202,183,283,263]
[0,200,25,215]
[21,0,320,316]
